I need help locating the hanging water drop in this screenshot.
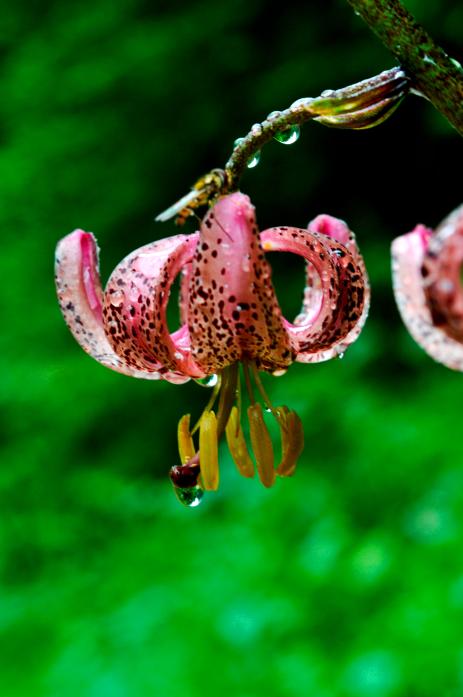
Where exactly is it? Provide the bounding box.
[195,374,219,388]
[233,137,260,168]
[247,151,261,169]
[273,125,300,145]
[337,352,345,360]
[272,368,287,377]
[174,486,204,508]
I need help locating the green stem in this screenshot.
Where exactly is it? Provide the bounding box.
[346,0,463,135]
[156,68,408,222]
[224,67,408,190]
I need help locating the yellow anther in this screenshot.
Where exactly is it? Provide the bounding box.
[225,406,255,478]
[177,414,195,464]
[199,410,219,491]
[275,406,304,477]
[247,403,275,488]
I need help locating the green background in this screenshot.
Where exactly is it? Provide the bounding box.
[1,0,463,695]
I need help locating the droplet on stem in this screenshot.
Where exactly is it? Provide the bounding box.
[273,125,300,145]
[233,137,261,169]
[246,151,261,169]
[290,98,308,109]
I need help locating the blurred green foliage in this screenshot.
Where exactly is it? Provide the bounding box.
[1,0,463,695]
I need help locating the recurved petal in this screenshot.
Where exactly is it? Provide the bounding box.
[260,224,367,361]
[55,229,182,380]
[187,193,292,374]
[421,205,463,343]
[103,232,204,379]
[298,214,370,362]
[392,215,463,371]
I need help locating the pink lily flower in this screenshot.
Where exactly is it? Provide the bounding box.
[56,192,369,506]
[392,204,463,371]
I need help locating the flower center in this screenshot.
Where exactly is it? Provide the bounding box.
[169,363,304,507]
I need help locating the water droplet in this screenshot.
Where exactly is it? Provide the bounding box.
[251,123,262,135]
[110,290,124,307]
[290,98,308,109]
[174,486,204,508]
[437,279,454,293]
[241,256,250,272]
[267,110,281,120]
[272,368,287,377]
[195,374,219,388]
[337,352,345,360]
[321,89,335,98]
[174,351,183,360]
[247,151,261,169]
[234,137,260,168]
[451,57,462,71]
[273,125,300,145]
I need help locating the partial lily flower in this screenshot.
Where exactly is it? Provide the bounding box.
[391,204,463,371]
[56,192,369,506]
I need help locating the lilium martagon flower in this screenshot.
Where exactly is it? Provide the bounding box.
[55,192,369,507]
[392,204,463,371]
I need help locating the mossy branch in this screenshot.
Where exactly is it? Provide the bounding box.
[346,0,463,135]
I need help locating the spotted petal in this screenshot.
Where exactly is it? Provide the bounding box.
[260,219,368,362]
[392,205,463,371]
[55,229,196,383]
[103,232,203,378]
[300,214,370,361]
[187,193,292,374]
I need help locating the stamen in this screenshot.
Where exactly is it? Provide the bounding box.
[249,362,273,412]
[242,362,256,404]
[275,407,304,477]
[177,414,195,464]
[199,410,220,490]
[235,370,242,438]
[225,406,255,478]
[247,403,276,488]
[215,363,239,436]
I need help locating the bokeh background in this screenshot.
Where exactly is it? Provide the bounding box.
[2,0,463,695]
